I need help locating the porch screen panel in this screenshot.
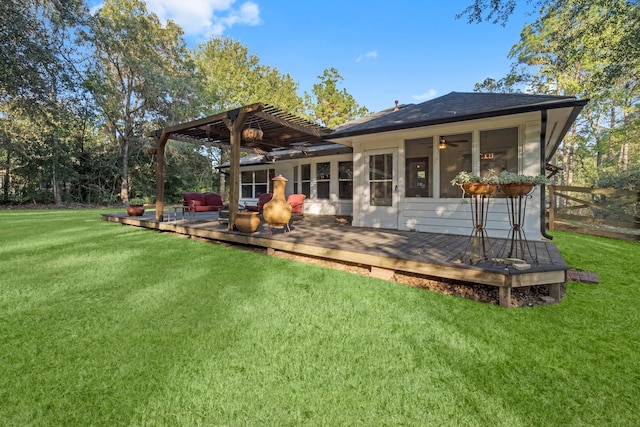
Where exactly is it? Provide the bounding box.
[405,137,433,197]
[480,127,518,176]
[439,133,472,198]
[369,154,393,206]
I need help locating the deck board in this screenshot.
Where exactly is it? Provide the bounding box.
[102,210,568,306]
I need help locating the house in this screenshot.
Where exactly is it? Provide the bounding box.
[221,92,587,240]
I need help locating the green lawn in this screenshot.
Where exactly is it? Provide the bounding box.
[0,209,638,426]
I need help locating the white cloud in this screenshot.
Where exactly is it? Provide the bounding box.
[356,50,378,62]
[144,0,261,37]
[411,89,438,101]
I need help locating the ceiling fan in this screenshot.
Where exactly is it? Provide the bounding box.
[439,137,468,149]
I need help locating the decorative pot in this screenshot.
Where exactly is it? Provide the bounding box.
[263,175,292,229]
[501,183,535,197]
[127,205,145,216]
[462,183,497,195]
[234,211,261,233]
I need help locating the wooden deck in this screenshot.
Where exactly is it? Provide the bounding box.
[101,210,568,307]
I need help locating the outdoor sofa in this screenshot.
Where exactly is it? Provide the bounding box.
[182,192,223,212]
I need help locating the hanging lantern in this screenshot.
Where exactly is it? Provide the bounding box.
[242,117,263,141]
[242,127,263,141]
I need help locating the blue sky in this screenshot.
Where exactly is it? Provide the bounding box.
[93,0,535,113]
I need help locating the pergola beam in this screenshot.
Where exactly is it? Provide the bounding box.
[254,110,327,138]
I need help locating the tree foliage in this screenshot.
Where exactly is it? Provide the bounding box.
[0,0,86,102]
[304,68,369,128]
[193,37,304,115]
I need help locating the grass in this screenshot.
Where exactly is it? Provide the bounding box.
[0,209,638,426]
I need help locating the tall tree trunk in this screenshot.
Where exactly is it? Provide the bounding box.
[619,109,629,170]
[52,133,62,206]
[3,144,10,202]
[120,135,129,203]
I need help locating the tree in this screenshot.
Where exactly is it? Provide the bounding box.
[0,0,86,102]
[82,0,196,203]
[0,1,90,205]
[304,68,369,128]
[193,37,304,115]
[458,0,545,25]
[461,0,640,85]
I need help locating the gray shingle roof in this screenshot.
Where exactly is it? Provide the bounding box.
[329,91,587,138]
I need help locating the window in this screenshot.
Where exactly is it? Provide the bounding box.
[480,127,519,175]
[439,133,472,198]
[338,161,353,200]
[293,165,299,194]
[316,162,331,199]
[369,154,393,206]
[301,164,311,198]
[240,169,272,198]
[405,138,433,197]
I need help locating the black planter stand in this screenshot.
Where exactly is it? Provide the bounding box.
[499,192,537,263]
[462,192,494,264]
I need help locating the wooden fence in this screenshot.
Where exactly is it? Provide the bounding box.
[547,185,640,241]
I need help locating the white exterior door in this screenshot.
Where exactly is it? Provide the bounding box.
[363,149,398,229]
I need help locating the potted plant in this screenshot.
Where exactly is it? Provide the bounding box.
[127,197,146,216]
[497,171,550,196]
[451,170,499,195]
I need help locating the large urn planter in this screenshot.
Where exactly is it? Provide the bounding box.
[462,183,497,196]
[127,205,145,216]
[263,175,292,229]
[500,183,535,197]
[234,211,261,233]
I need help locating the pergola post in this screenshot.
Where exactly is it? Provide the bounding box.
[154,132,169,222]
[225,109,249,231]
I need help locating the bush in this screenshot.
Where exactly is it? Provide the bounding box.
[597,167,640,191]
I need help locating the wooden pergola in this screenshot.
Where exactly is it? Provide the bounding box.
[148,103,330,230]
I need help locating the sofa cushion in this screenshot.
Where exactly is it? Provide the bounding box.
[203,192,222,207]
[287,194,306,214]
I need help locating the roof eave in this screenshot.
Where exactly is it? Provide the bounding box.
[545,101,589,161]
